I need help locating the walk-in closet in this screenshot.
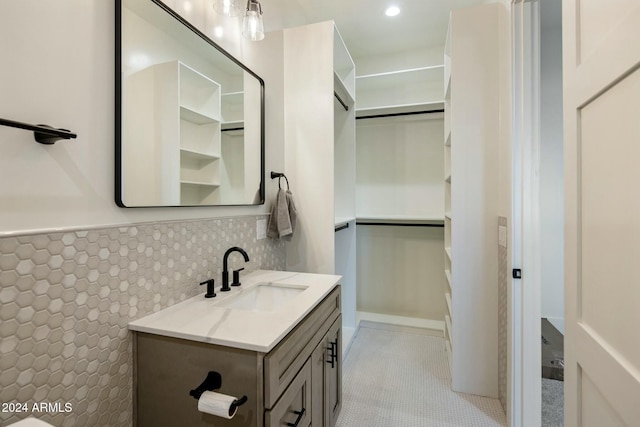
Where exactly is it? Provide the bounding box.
[278,2,510,409]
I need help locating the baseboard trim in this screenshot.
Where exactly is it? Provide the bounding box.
[342,326,357,359]
[355,311,444,337]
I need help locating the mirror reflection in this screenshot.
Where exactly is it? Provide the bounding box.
[117,0,264,207]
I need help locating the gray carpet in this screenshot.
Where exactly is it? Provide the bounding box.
[336,325,506,427]
[542,378,564,427]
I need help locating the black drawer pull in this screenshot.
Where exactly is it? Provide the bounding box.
[286,408,305,427]
[326,340,338,368]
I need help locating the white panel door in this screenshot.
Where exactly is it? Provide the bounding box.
[563,1,640,427]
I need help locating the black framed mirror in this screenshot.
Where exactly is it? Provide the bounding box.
[116,0,265,207]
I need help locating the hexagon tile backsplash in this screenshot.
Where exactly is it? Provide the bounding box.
[0,215,285,427]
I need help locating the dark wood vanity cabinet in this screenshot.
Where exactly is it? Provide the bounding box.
[134,286,342,427]
[311,317,342,427]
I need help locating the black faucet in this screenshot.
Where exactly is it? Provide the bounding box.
[221,247,250,292]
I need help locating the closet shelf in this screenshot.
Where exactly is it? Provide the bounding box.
[445,247,452,261]
[444,211,452,220]
[334,217,356,228]
[356,65,444,88]
[355,101,444,119]
[445,269,452,289]
[334,72,355,107]
[445,131,451,146]
[221,121,244,130]
[222,91,244,100]
[445,174,451,183]
[358,65,444,78]
[180,148,220,162]
[445,293,453,318]
[180,106,220,125]
[180,180,220,187]
[356,215,444,226]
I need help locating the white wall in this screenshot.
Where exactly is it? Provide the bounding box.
[356,225,446,321]
[539,0,564,333]
[356,115,444,218]
[282,21,336,274]
[0,0,283,236]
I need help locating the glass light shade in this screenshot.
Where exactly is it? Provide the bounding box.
[213,0,242,17]
[242,0,264,41]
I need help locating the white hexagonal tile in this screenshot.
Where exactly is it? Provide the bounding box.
[32,280,50,296]
[0,253,19,270]
[47,254,64,269]
[0,286,18,304]
[32,325,51,342]
[15,352,35,371]
[1,366,18,383]
[15,259,35,276]
[15,306,35,323]
[31,310,50,327]
[0,302,19,321]
[32,295,50,311]
[47,239,64,255]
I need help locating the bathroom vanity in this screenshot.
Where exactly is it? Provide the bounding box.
[129,270,342,427]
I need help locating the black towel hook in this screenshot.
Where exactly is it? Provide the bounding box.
[270,171,289,190]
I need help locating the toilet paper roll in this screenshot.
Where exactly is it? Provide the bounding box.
[197,391,239,419]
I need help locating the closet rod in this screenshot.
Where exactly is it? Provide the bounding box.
[356,109,444,120]
[221,127,244,132]
[334,223,349,232]
[334,92,349,111]
[356,221,444,228]
[0,117,77,144]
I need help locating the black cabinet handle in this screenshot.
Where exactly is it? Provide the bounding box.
[286,408,305,427]
[326,339,338,368]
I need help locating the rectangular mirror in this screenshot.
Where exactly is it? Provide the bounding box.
[116,0,265,207]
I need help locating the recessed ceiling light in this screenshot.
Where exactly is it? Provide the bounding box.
[385,6,400,17]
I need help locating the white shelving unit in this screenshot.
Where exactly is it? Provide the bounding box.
[174,62,222,205]
[354,51,447,332]
[444,4,505,398]
[333,24,357,353]
[123,60,222,205]
[444,16,453,372]
[283,21,357,356]
[355,65,444,115]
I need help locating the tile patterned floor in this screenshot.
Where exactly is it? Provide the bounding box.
[336,325,507,427]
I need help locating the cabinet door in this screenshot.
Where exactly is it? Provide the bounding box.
[324,317,342,427]
[311,315,342,427]
[265,359,311,427]
[311,336,328,427]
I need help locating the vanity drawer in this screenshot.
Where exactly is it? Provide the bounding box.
[265,359,312,427]
[264,286,341,409]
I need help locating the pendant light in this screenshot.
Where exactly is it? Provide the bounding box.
[242,0,264,41]
[213,0,242,17]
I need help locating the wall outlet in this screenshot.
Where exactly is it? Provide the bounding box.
[256,218,267,240]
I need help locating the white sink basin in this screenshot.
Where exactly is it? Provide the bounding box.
[219,283,307,312]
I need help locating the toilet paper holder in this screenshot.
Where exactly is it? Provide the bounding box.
[189,371,248,408]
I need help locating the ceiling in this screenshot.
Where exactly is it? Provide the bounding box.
[260,0,493,59]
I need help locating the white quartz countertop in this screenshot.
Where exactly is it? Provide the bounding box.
[128,270,341,353]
